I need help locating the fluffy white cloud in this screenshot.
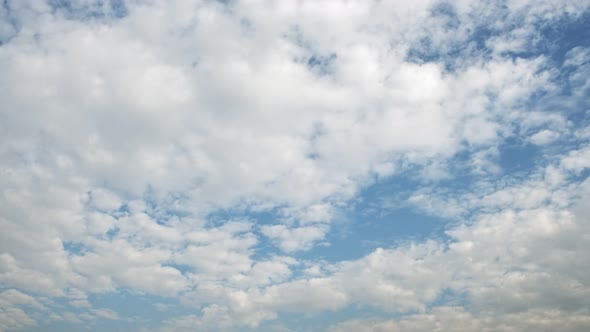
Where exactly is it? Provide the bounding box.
[261,224,328,252]
[529,129,560,145]
[90,308,119,320]
[0,290,42,331]
[0,0,589,331]
[196,142,590,328]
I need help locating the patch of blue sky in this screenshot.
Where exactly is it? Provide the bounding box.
[49,0,128,20]
[161,262,194,275]
[291,177,454,263]
[201,174,453,262]
[205,205,280,225]
[236,138,549,262]
[309,208,449,262]
[405,25,493,71]
[429,288,469,309]
[62,241,89,256]
[532,11,590,65]
[499,138,540,172]
[233,108,586,262]
[104,227,120,240]
[306,53,338,76]
[304,135,569,256]
[568,167,590,186]
[431,2,461,30]
[87,292,189,323]
[407,4,590,73]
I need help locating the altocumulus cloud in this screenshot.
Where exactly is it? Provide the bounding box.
[1,0,590,331]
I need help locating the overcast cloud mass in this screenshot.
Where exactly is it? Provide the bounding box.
[1,0,590,331]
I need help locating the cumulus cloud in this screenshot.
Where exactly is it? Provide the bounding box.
[261,224,328,252]
[529,129,560,145]
[0,0,589,331]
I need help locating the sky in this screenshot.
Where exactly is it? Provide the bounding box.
[0,0,590,331]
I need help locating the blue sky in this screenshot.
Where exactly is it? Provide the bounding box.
[1,0,590,331]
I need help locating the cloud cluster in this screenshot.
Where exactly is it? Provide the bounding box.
[0,0,589,331]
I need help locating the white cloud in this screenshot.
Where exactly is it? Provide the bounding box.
[0,290,40,331]
[0,0,589,330]
[89,188,122,212]
[203,142,590,328]
[74,239,188,295]
[261,224,328,252]
[0,307,37,332]
[529,129,560,145]
[91,308,119,320]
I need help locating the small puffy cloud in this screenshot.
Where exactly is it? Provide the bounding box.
[529,129,560,145]
[0,307,37,331]
[71,239,189,296]
[240,256,297,286]
[261,225,328,252]
[0,290,40,331]
[564,47,590,67]
[91,308,119,320]
[66,288,90,308]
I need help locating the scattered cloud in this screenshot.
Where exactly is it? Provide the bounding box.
[0,0,589,331]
